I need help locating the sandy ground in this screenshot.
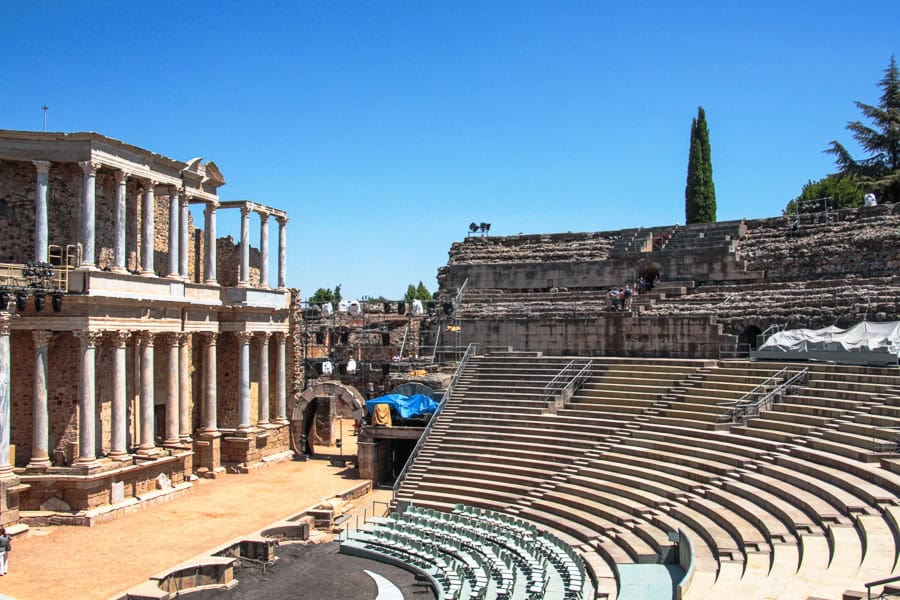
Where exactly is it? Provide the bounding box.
[0,451,383,600]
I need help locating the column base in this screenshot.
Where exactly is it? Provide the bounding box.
[135,446,163,459]
[203,280,220,287]
[110,266,128,274]
[107,451,132,462]
[163,438,182,448]
[165,273,181,280]
[24,457,51,472]
[236,281,250,288]
[140,270,157,277]
[73,458,101,473]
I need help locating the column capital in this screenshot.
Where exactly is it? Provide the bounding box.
[180,194,191,207]
[276,215,289,226]
[259,212,270,224]
[240,205,252,217]
[273,331,288,345]
[33,160,51,174]
[79,160,101,176]
[114,169,130,184]
[32,330,54,348]
[236,330,254,344]
[140,178,158,191]
[205,203,218,214]
[257,331,272,343]
[203,331,218,344]
[108,330,132,348]
[171,331,189,345]
[167,184,181,196]
[74,330,104,347]
[138,330,156,346]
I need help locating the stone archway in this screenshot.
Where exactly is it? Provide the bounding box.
[637,262,661,290]
[290,381,366,457]
[739,324,764,350]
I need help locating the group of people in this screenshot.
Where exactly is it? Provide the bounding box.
[609,286,633,311]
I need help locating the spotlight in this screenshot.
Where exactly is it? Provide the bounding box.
[34,292,46,312]
[397,302,406,315]
[15,292,27,312]
[52,293,63,313]
[0,291,8,308]
[443,302,454,315]
[468,222,479,234]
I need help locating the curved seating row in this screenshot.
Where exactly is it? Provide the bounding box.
[396,351,900,599]
[340,503,589,600]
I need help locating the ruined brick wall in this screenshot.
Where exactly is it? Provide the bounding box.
[216,236,261,287]
[0,160,81,264]
[9,331,80,467]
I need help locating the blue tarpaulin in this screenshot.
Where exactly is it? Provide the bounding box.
[366,393,438,419]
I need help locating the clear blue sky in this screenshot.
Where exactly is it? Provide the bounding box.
[4,1,897,300]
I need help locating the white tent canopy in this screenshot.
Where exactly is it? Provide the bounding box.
[759,321,900,355]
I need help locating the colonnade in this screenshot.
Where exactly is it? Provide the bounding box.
[0,329,289,472]
[30,159,289,286]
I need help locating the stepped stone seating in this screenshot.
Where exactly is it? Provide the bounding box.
[340,503,590,600]
[396,351,900,599]
[734,203,900,282]
[448,232,618,265]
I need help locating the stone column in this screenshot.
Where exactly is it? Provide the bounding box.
[109,330,131,459]
[259,213,270,288]
[74,331,103,466]
[163,335,180,446]
[79,160,100,269]
[236,331,253,431]
[257,332,271,425]
[34,161,51,264]
[239,206,251,287]
[113,170,129,273]
[141,180,156,276]
[138,331,156,454]
[204,204,218,285]
[275,332,288,423]
[202,332,218,431]
[179,197,190,279]
[167,186,180,278]
[28,331,53,470]
[0,313,13,477]
[277,216,288,290]
[177,333,191,442]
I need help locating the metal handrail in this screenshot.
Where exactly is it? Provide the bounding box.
[866,573,900,599]
[392,342,479,498]
[717,367,808,423]
[543,359,593,407]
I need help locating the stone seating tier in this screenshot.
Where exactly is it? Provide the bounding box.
[395,352,900,599]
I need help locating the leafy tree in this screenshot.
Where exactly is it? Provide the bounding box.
[309,284,342,305]
[784,173,865,215]
[415,281,431,301]
[826,55,900,204]
[404,284,417,303]
[685,106,717,224]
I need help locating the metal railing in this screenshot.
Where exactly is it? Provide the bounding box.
[542,359,593,408]
[717,367,808,423]
[866,573,900,599]
[392,342,479,499]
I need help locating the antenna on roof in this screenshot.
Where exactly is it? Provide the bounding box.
[42,104,49,131]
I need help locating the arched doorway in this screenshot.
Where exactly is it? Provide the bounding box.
[637,263,661,291]
[740,325,763,350]
[290,381,365,458]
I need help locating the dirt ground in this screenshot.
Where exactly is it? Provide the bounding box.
[0,451,385,600]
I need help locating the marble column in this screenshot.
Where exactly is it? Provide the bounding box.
[204,204,218,285]
[277,216,288,290]
[202,332,218,431]
[113,170,129,273]
[141,181,156,276]
[109,330,131,459]
[238,206,251,287]
[257,332,271,425]
[259,213,270,288]
[75,331,103,465]
[177,333,191,442]
[163,335,180,446]
[138,331,156,453]
[34,161,51,264]
[236,331,253,431]
[179,197,190,279]
[167,186,180,278]
[0,313,13,477]
[79,160,100,269]
[28,331,53,469]
[275,332,288,423]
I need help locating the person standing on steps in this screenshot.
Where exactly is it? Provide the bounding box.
[0,527,11,575]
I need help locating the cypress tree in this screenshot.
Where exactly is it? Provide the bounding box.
[685,106,717,224]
